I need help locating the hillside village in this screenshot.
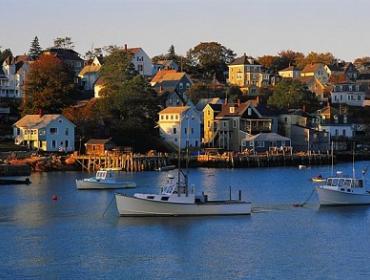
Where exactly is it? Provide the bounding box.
[1,37,370,157]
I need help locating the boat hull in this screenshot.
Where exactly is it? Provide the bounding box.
[76,180,136,190]
[115,194,251,216]
[316,187,370,206]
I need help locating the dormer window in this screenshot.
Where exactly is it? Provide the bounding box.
[229,107,235,113]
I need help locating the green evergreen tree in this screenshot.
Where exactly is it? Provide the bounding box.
[29,36,42,59]
[96,48,160,150]
[167,45,176,60]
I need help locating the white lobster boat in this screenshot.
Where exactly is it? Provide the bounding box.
[316,172,370,206]
[115,173,251,216]
[76,170,136,190]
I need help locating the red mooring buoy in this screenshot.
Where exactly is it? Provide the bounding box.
[52,195,58,201]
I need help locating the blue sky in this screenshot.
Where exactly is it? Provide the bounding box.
[1,0,369,61]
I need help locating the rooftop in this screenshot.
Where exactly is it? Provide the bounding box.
[229,54,260,66]
[14,114,74,129]
[159,106,190,115]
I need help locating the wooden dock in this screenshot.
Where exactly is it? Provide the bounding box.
[195,152,332,168]
[72,152,169,172]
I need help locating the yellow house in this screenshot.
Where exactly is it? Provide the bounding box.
[203,103,222,145]
[228,54,270,88]
[278,66,301,78]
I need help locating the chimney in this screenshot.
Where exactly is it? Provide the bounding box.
[124,44,128,52]
[38,108,44,117]
[237,99,241,106]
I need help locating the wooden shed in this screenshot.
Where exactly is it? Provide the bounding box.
[84,138,116,156]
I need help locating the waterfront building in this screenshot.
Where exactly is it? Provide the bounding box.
[203,103,223,146]
[150,70,193,107]
[13,114,75,152]
[314,106,354,151]
[205,101,277,151]
[278,109,329,152]
[241,132,291,153]
[158,106,201,150]
[84,138,116,156]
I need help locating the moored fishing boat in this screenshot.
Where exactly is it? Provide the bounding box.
[76,170,136,190]
[316,173,370,206]
[115,174,251,216]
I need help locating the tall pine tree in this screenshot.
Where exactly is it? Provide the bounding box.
[29,36,42,59]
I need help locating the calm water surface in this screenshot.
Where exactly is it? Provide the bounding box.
[1,162,370,279]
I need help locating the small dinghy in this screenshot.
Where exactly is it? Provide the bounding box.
[155,165,176,172]
[76,170,136,190]
[312,175,325,183]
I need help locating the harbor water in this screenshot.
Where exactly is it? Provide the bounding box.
[1,161,370,279]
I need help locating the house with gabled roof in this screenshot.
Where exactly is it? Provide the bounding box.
[0,55,30,98]
[150,70,193,107]
[331,82,366,107]
[208,101,278,151]
[301,63,329,84]
[228,53,270,90]
[326,61,358,81]
[13,114,75,152]
[153,59,179,74]
[79,56,103,91]
[278,66,301,79]
[43,48,84,76]
[123,45,153,77]
[158,106,201,149]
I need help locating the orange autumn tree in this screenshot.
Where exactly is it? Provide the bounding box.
[22,54,75,115]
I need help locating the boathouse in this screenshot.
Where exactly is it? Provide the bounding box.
[84,138,116,156]
[241,132,291,152]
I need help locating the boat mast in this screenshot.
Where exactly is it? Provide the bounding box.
[331,141,334,176]
[177,111,182,195]
[352,142,356,179]
[185,111,191,196]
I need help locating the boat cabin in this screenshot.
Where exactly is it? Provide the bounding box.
[95,170,113,180]
[325,177,364,189]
